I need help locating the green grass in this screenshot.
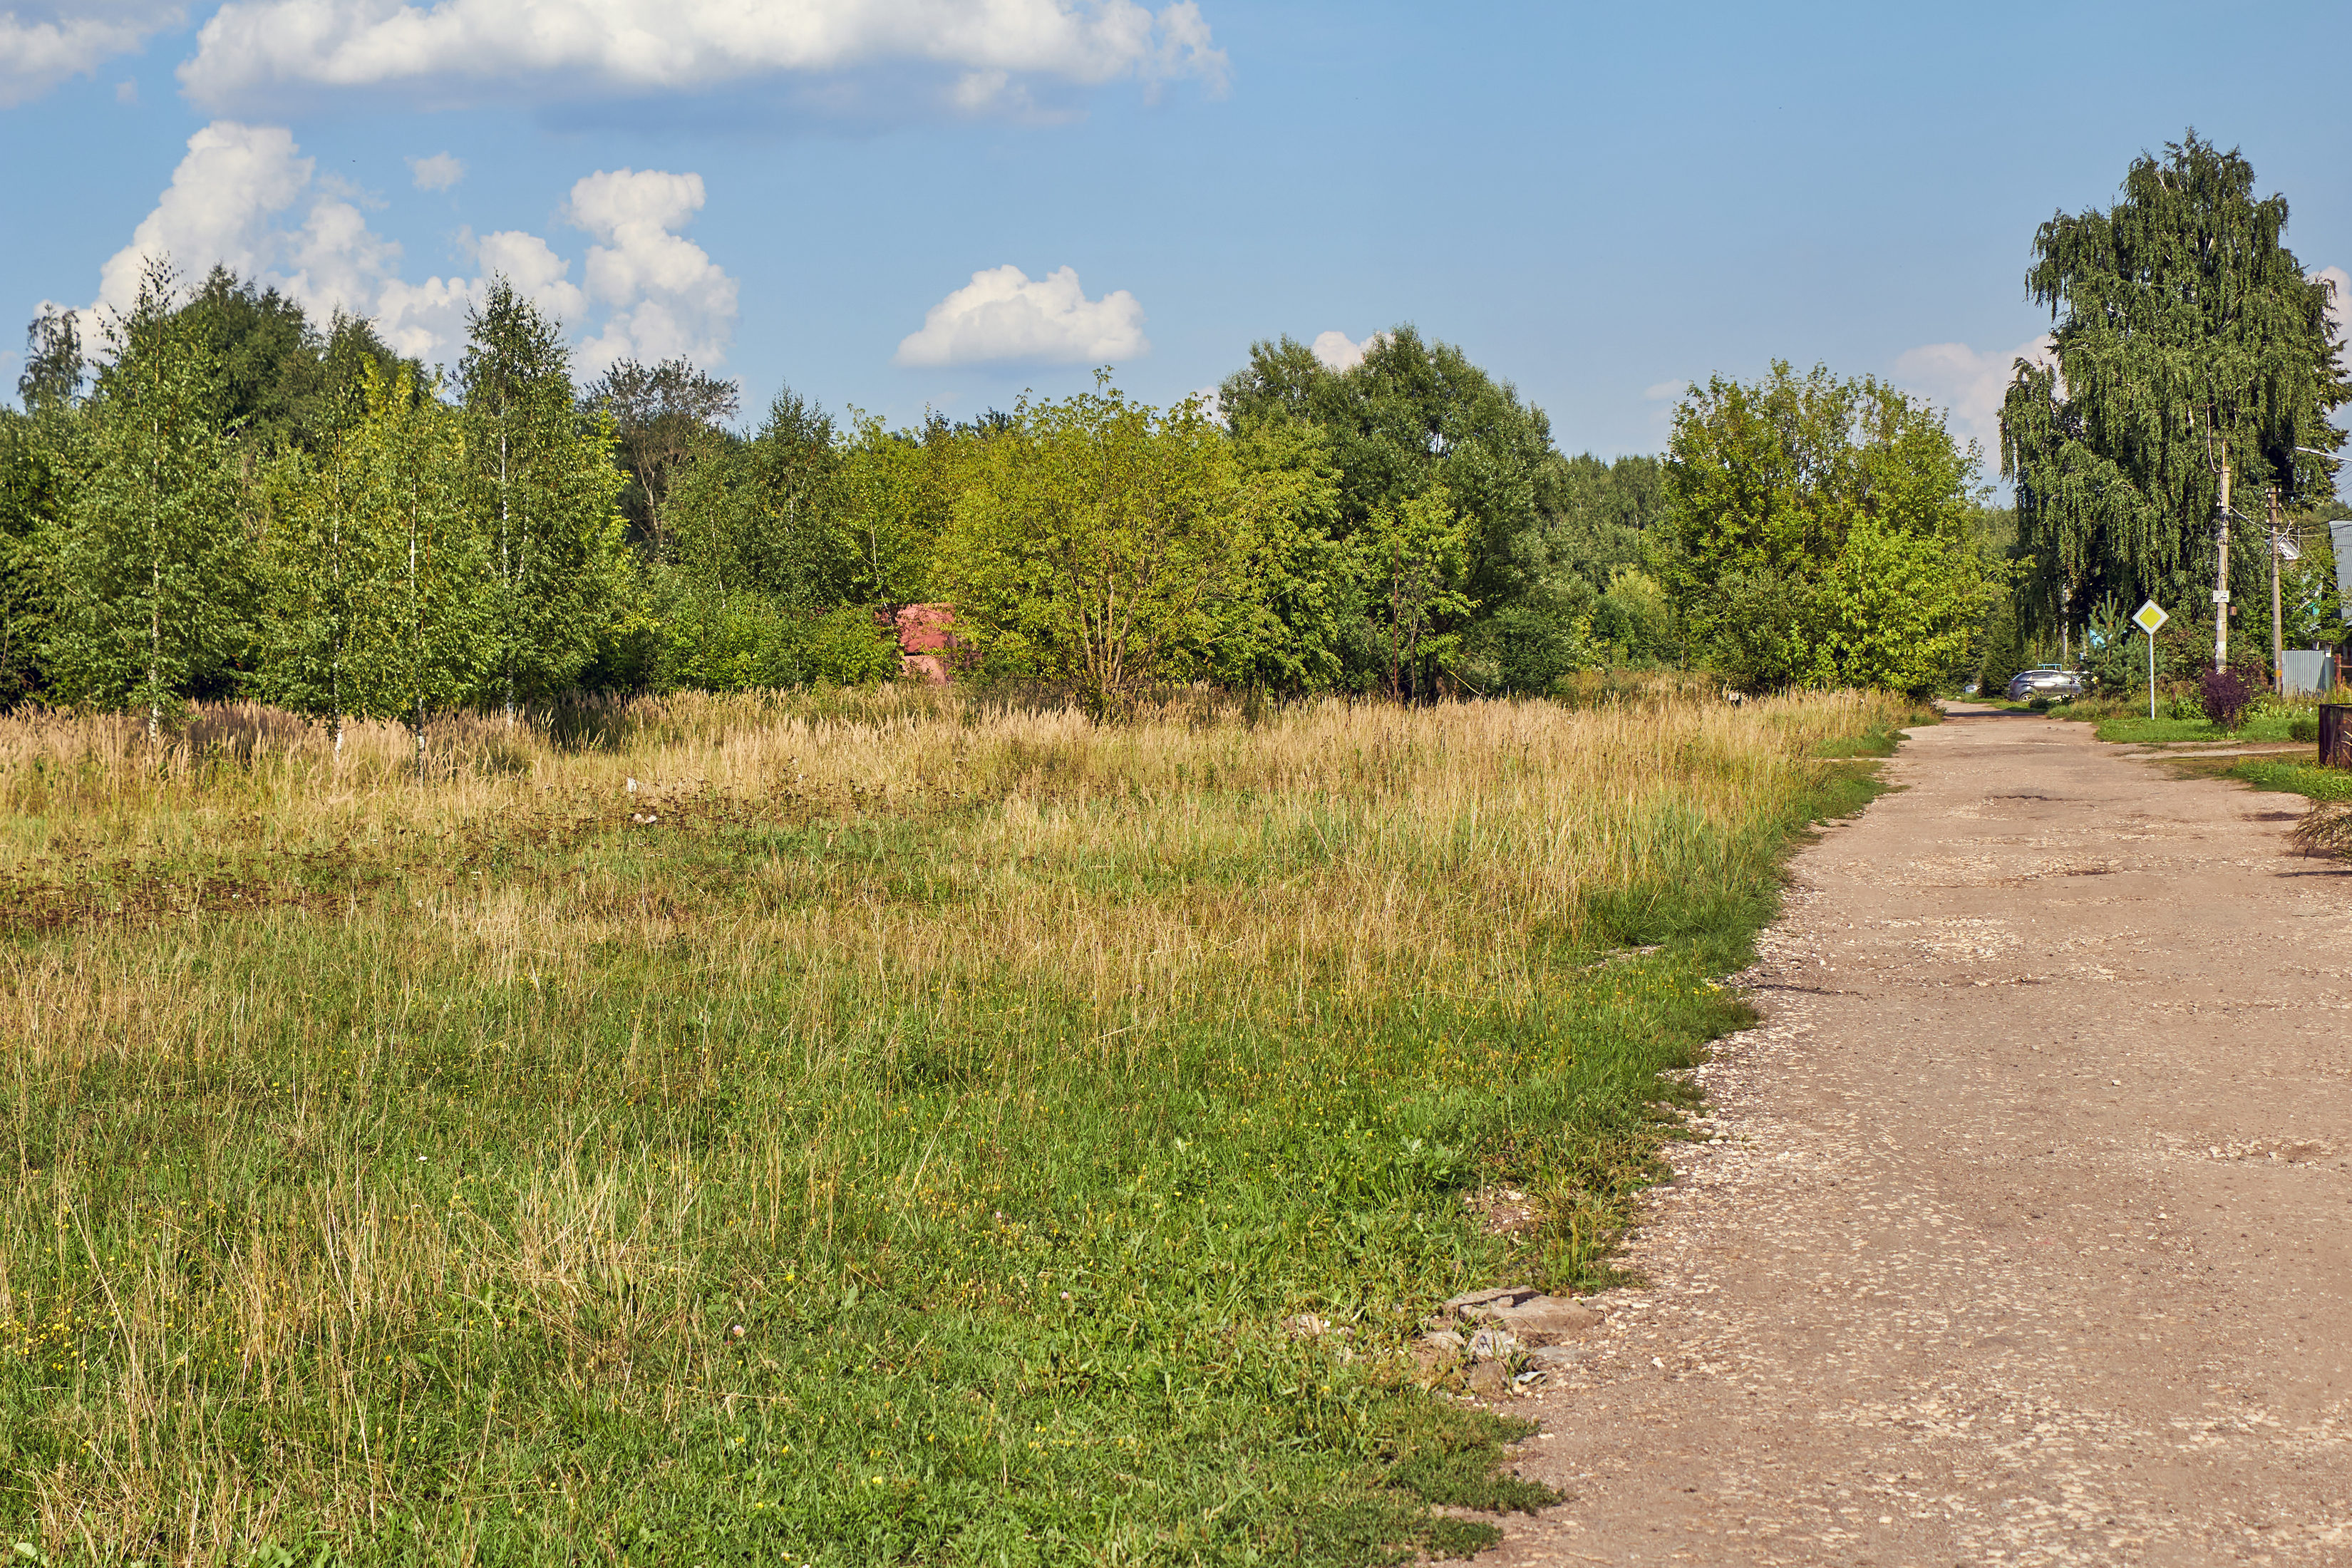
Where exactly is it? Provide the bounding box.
[2221,755,2352,801]
[2083,711,2306,745]
[0,689,1908,1566]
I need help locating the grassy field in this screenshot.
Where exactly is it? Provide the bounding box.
[0,684,1912,1566]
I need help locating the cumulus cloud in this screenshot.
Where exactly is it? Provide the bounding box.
[1308,329,1381,373]
[407,152,464,191]
[1893,335,2056,457]
[93,121,333,317]
[895,264,1145,368]
[179,0,1228,117]
[91,120,735,373]
[0,2,181,108]
[565,169,739,372]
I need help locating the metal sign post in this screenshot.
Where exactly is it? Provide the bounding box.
[2132,600,2169,719]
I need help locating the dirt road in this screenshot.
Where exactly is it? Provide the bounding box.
[1485,705,2352,1566]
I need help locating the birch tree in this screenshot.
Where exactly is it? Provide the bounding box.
[338,363,492,775]
[2001,133,2348,639]
[460,279,628,721]
[44,259,250,736]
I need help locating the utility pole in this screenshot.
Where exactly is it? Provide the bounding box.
[2214,457,2232,673]
[2269,486,2284,696]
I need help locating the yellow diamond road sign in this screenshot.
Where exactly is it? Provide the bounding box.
[2132,599,2168,635]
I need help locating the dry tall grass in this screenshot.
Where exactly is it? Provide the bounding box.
[0,683,1911,1564]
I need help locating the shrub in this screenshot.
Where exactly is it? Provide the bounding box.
[2291,714,2320,743]
[2200,666,2256,730]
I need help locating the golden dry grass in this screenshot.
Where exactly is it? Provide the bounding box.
[0,682,1911,1565]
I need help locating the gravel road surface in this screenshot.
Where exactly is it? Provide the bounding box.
[1480,704,2352,1566]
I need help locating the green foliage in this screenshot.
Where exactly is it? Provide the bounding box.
[42,261,253,726]
[16,306,82,415]
[1358,488,1475,699]
[180,267,416,457]
[1804,512,1993,692]
[0,410,68,706]
[334,364,495,751]
[831,411,953,607]
[1202,418,1354,693]
[460,280,631,714]
[582,356,741,560]
[941,381,1270,714]
[254,436,362,727]
[1660,361,1994,693]
[670,386,845,604]
[1218,326,1571,693]
[2001,132,2348,634]
[643,567,899,690]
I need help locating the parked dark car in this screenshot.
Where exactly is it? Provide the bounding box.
[2006,666,2083,701]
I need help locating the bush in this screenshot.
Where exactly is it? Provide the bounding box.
[2200,666,2257,731]
[2291,714,2320,743]
[646,572,902,693]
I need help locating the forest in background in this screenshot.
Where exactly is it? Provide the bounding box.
[0,261,1686,727]
[1,252,2026,739]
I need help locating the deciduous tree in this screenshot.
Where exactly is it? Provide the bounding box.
[1358,488,1473,701]
[460,279,629,720]
[940,380,1261,716]
[2001,132,2347,649]
[582,356,740,560]
[1661,361,1991,694]
[44,260,251,734]
[336,363,493,773]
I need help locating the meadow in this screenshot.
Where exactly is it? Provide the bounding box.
[0,683,1910,1566]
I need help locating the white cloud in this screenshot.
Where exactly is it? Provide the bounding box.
[0,2,180,108]
[114,78,138,104]
[407,152,465,192]
[94,121,330,318]
[1310,329,1379,372]
[179,0,1229,115]
[565,170,739,373]
[1641,379,1685,401]
[1893,335,2056,456]
[90,120,736,373]
[895,264,1145,368]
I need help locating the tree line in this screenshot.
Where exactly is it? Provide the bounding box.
[4,256,2018,735]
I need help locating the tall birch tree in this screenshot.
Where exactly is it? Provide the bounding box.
[2001,133,2348,642]
[44,260,250,735]
[338,363,492,775]
[460,279,628,721]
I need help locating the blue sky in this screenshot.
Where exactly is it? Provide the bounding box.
[4,0,2346,463]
